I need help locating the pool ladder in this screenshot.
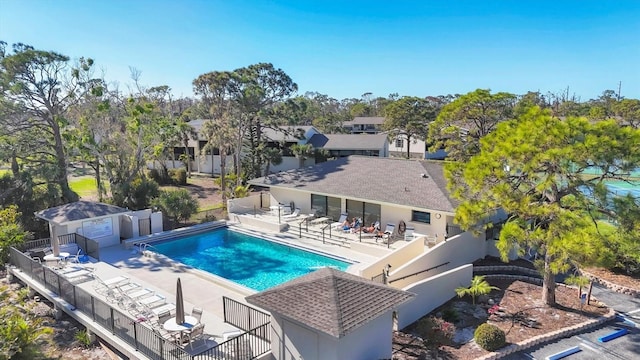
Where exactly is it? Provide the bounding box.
[138,243,160,257]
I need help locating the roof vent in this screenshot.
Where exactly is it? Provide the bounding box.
[420,173,428,178]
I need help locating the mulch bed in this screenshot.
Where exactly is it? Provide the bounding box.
[583,267,640,291]
[393,279,609,360]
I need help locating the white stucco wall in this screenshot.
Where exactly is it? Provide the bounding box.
[269,188,312,215]
[336,312,394,360]
[388,135,427,158]
[359,238,425,279]
[397,264,473,329]
[380,204,450,237]
[59,214,124,248]
[388,231,486,289]
[270,313,394,360]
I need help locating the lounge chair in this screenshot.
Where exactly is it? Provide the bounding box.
[282,208,301,219]
[376,223,395,242]
[359,221,381,237]
[404,226,415,241]
[93,275,129,295]
[330,213,348,230]
[344,218,362,233]
[139,293,167,307]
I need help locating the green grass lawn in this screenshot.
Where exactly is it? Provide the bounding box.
[69,177,101,198]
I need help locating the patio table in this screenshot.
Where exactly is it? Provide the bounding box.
[164,315,199,344]
[43,252,70,266]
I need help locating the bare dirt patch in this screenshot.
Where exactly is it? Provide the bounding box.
[393,279,609,360]
[1,271,111,360]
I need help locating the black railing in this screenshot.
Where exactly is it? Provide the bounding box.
[388,262,450,284]
[9,248,270,359]
[446,224,464,237]
[223,296,271,333]
[57,233,77,246]
[19,237,51,251]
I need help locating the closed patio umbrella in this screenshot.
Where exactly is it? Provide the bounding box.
[176,277,185,325]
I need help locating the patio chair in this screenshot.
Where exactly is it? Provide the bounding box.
[191,307,203,323]
[330,213,348,230]
[154,310,179,343]
[186,323,206,349]
[404,226,415,241]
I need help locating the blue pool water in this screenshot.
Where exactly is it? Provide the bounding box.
[151,228,351,291]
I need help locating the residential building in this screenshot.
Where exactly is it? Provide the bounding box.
[342,116,386,134]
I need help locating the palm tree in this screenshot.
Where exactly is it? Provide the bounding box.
[201,115,235,208]
[262,146,283,176]
[455,275,499,305]
[564,274,591,300]
[290,143,314,168]
[174,119,198,177]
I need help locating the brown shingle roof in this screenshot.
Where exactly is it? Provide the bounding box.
[245,268,414,338]
[249,156,459,213]
[35,201,129,224]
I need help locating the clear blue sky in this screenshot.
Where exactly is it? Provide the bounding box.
[1,0,639,100]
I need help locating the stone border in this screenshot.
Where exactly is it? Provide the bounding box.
[476,306,616,360]
[579,269,640,298]
[474,265,541,278]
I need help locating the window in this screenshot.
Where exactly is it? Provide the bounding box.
[346,200,381,226]
[199,141,219,155]
[395,138,404,148]
[411,210,431,224]
[311,194,341,220]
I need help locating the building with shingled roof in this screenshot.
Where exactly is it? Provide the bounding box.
[248,155,460,238]
[246,267,415,360]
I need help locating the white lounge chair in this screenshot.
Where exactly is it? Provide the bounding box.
[331,213,348,230]
[359,221,381,237]
[282,208,301,219]
[404,226,415,241]
[376,223,395,242]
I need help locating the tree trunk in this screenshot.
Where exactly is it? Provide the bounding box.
[406,134,411,159]
[93,157,102,202]
[11,151,19,177]
[52,121,77,203]
[183,140,191,177]
[541,253,556,306]
[220,151,227,208]
[211,148,220,177]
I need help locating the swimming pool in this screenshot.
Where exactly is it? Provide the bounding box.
[150,228,352,291]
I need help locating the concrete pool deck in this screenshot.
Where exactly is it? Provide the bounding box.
[96,223,381,337]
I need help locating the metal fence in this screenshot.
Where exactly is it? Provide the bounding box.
[9,247,271,359]
[223,296,271,333]
[19,233,101,260]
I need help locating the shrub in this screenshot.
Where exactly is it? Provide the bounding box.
[442,308,460,323]
[74,329,92,348]
[169,168,187,185]
[151,189,199,226]
[415,316,456,346]
[474,323,506,351]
